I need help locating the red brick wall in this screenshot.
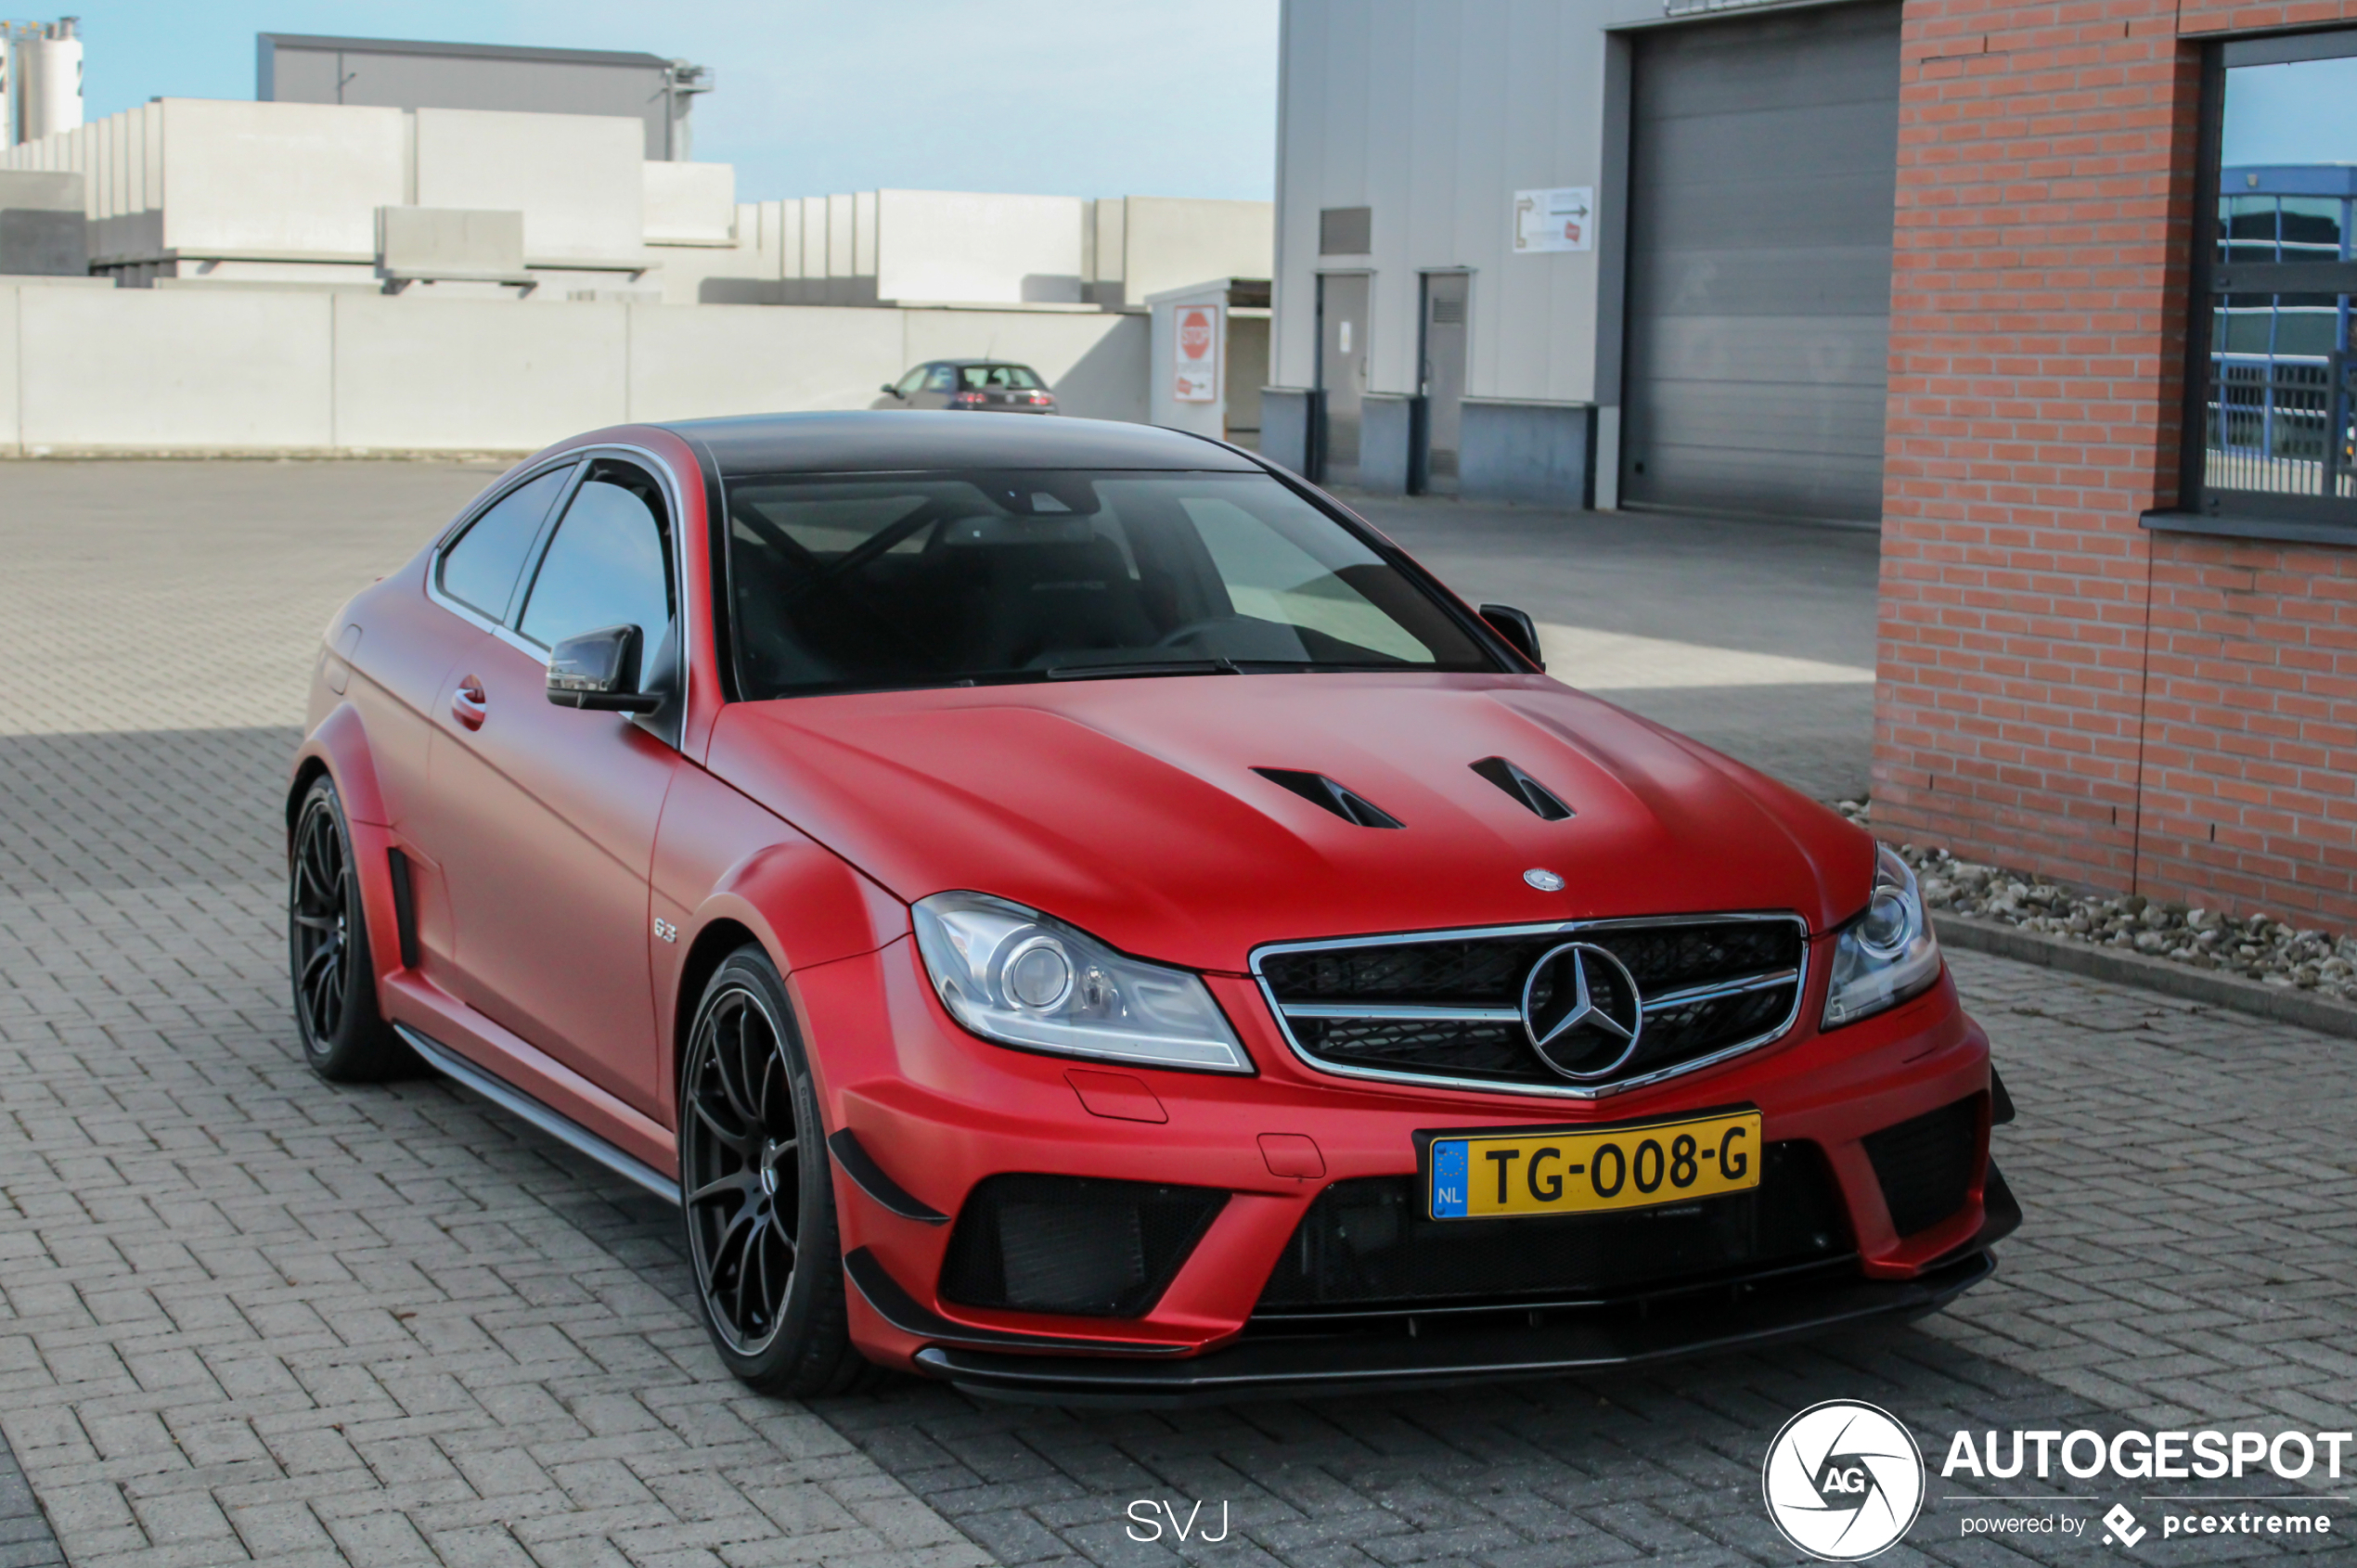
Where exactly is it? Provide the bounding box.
[1873,0,2357,929]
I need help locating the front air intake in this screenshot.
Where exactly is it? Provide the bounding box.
[1254,767,1404,829]
[1862,1097,1978,1237]
[938,1175,1227,1318]
[1470,756,1574,820]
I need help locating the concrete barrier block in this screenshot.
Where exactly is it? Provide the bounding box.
[1358,393,1419,495]
[1117,197,1273,304]
[875,190,1085,306]
[379,208,528,279]
[333,294,626,449]
[159,99,406,262]
[1460,399,1594,508]
[1258,388,1318,478]
[415,109,644,266]
[626,303,908,421]
[19,286,333,449]
[645,163,737,247]
[0,287,19,453]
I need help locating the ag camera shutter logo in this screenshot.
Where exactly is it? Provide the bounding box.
[1762,1400,1926,1560]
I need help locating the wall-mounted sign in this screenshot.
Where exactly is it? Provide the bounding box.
[1174,302,1220,403]
[1513,186,1595,252]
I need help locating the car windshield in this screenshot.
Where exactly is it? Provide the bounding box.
[959,365,1042,390]
[723,469,1497,698]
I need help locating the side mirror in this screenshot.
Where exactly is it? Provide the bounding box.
[1478,604,1545,671]
[547,624,662,713]
[881,383,902,397]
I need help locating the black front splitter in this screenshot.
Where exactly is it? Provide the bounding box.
[912,1248,1998,1407]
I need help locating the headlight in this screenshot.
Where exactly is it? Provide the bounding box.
[911,892,1251,1073]
[1822,846,1943,1029]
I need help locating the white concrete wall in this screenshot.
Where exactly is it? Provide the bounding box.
[334,296,630,449]
[12,286,334,450]
[1273,0,1643,405]
[630,305,908,420]
[875,190,1086,304]
[415,109,646,266]
[0,287,1152,453]
[1120,198,1275,302]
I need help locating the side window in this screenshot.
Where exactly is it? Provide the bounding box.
[895,366,929,396]
[2191,33,2357,527]
[925,365,958,392]
[517,463,676,655]
[436,467,571,621]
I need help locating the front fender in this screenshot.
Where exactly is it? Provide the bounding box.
[287,702,406,988]
[291,701,391,828]
[651,778,911,1122]
[699,840,910,980]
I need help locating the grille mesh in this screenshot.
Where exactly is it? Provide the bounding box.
[1260,918,1806,1090]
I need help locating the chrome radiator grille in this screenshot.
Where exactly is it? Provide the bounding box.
[1254,915,1809,1098]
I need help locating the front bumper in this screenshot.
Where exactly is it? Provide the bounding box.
[913,1246,2005,1407]
[856,1167,2019,1405]
[790,933,2013,1394]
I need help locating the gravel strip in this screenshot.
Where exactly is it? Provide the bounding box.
[1834,801,2357,1005]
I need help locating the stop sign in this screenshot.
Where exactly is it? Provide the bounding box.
[1179,308,1213,358]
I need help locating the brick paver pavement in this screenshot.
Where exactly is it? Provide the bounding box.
[0,461,2350,1566]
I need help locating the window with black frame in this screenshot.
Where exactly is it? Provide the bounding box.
[2188,32,2357,527]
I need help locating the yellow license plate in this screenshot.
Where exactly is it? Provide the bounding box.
[1428,1110,1763,1219]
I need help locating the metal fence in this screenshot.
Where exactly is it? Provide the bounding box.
[2205,352,2354,498]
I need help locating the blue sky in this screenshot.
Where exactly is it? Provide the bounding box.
[71,1,1282,203]
[2222,56,2357,168]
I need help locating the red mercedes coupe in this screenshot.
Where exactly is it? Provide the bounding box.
[289,412,2016,1401]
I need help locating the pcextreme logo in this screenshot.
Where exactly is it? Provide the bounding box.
[1762,1400,1927,1561]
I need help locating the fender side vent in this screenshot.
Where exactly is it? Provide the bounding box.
[387,847,421,969]
[1254,767,1404,829]
[1470,756,1575,821]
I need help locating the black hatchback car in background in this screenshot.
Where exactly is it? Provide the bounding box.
[874,359,1058,414]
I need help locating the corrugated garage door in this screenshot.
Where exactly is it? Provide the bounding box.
[1620,2,1901,523]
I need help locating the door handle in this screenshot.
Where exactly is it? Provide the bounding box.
[451,675,487,731]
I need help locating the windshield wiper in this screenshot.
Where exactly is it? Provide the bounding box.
[1042,658,1242,682]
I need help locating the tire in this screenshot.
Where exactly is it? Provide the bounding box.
[288,775,412,1082]
[678,945,871,1395]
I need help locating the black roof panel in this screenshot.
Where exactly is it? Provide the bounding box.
[663,411,1261,476]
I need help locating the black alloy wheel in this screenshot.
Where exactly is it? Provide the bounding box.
[678,946,869,1394]
[287,776,409,1081]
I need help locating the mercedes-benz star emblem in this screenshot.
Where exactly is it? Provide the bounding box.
[1519,941,1644,1080]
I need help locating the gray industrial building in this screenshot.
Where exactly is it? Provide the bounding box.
[1262,0,1901,523]
[257,34,713,161]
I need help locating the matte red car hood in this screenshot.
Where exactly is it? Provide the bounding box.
[705,673,1873,973]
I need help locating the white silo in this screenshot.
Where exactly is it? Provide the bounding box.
[18,19,82,142]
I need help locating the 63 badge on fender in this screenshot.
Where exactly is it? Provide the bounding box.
[1428,1109,1762,1218]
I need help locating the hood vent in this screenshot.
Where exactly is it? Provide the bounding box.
[1254,768,1404,829]
[1470,756,1574,821]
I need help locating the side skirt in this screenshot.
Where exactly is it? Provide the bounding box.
[395,1023,680,1203]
